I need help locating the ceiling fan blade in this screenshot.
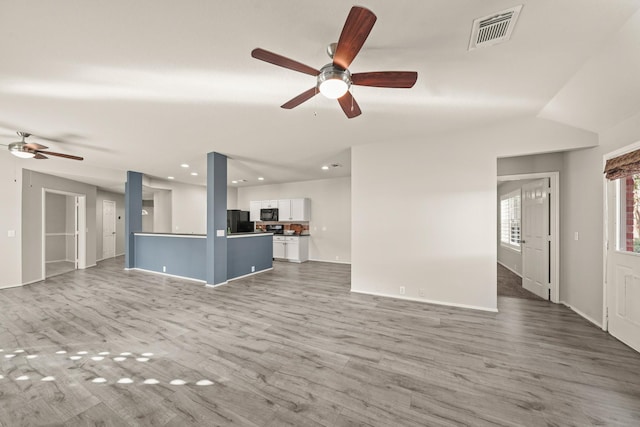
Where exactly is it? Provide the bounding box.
[24,142,48,150]
[36,150,83,161]
[34,153,48,159]
[337,91,362,119]
[333,6,377,70]
[281,87,319,109]
[251,48,320,76]
[352,71,418,88]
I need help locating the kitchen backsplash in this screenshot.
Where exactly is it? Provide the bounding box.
[256,222,310,235]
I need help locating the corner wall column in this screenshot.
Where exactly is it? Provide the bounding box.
[125,171,143,269]
[206,152,227,285]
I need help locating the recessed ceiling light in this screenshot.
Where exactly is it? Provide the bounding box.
[190,172,198,176]
[237,179,247,183]
[167,176,175,180]
[258,177,264,181]
[231,180,238,184]
[321,165,330,170]
[181,164,189,168]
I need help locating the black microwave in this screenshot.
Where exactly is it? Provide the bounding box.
[260,208,278,221]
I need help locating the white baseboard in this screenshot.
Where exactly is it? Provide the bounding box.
[308,258,352,265]
[497,261,522,277]
[0,282,24,290]
[130,268,206,284]
[228,267,273,282]
[560,301,603,328]
[206,281,228,288]
[350,289,498,313]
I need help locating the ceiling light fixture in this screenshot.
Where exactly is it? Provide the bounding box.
[231,180,238,184]
[190,172,198,176]
[258,177,264,181]
[181,164,189,168]
[317,64,351,99]
[321,165,330,170]
[8,143,35,159]
[167,176,175,180]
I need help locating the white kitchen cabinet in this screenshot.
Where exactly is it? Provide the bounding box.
[249,201,261,222]
[272,235,309,263]
[261,200,278,209]
[273,236,286,258]
[277,198,310,221]
[251,198,310,222]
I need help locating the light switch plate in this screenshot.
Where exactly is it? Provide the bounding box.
[217,229,225,237]
[7,230,15,238]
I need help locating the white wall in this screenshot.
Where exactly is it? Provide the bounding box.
[0,155,22,288]
[562,110,640,324]
[352,118,597,312]
[153,189,172,233]
[96,190,126,260]
[237,177,351,263]
[227,186,238,210]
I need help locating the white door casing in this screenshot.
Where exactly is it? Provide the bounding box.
[103,200,116,259]
[521,179,550,300]
[605,177,640,353]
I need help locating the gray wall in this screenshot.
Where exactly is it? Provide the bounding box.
[22,169,97,283]
[227,235,273,279]
[96,190,125,260]
[134,235,206,281]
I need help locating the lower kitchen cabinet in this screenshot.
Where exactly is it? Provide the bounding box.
[273,235,309,263]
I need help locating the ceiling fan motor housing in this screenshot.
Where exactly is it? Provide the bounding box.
[317,64,352,98]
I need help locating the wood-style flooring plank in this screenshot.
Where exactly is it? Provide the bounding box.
[0,257,639,426]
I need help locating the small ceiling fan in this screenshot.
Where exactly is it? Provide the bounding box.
[3,132,83,161]
[251,6,418,119]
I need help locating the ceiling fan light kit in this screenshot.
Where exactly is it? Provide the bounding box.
[4,131,84,161]
[317,64,351,99]
[251,6,417,118]
[8,142,35,158]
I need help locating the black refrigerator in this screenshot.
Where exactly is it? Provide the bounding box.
[227,210,254,233]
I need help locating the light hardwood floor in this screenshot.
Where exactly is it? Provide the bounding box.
[1,257,639,426]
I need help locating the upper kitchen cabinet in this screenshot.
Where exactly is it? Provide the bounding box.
[250,198,311,222]
[249,201,262,222]
[278,198,310,221]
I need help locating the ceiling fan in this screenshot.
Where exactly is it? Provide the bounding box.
[251,6,418,119]
[3,132,83,161]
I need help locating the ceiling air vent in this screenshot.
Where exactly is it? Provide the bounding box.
[468,5,523,51]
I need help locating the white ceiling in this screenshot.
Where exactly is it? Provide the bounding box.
[1,0,639,191]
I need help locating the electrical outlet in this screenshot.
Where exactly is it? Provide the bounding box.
[251,266,255,272]
[162,266,166,273]
[418,288,425,297]
[335,256,339,260]
[399,286,405,295]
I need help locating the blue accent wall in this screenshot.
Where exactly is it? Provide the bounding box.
[134,235,206,281]
[206,152,227,285]
[125,171,143,269]
[227,235,273,280]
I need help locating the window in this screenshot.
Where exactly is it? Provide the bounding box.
[500,190,521,250]
[618,175,640,253]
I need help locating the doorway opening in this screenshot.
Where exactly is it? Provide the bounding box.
[497,172,560,303]
[43,189,86,278]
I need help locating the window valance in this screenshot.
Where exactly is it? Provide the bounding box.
[604,149,640,180]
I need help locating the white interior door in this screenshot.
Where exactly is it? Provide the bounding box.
[102,200,116,259]
[606,178,640,353]
[522,179,550,300]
